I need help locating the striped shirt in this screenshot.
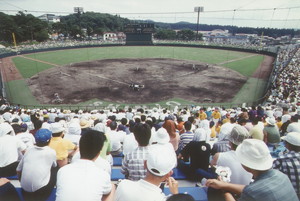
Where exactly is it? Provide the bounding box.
[121,146,149,181]
[273,151,300,197]
[178,131,194,152]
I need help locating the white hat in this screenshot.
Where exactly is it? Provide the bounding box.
[265,117,276,126]
[193,128,207,142]
[282,132,300,146]
[153,128,170,144]
[50,122,65,133]
[146,146,177,176]
[0,122,15,137]
[236,139,273,171]
[68,123,81,135]
[94,122,106,133]
[228,125,250,145]
[42,123,51,130]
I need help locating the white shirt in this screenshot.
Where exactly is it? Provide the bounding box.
[217,150,252,185]
[56,159,112,201]
[16,146,56,192]
[72,152,111,175]
[108,130,126,152]
[0,135,26,167]
[115,179,165,201]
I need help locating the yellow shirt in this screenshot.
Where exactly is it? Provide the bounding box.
[49,137,76,160]
[212,111,221,120]
[276,121,283,130]
[222,118,230,124]
[199,112,207,120]
[215,126,221,134]
[210,126,216,138]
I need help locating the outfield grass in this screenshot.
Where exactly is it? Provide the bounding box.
[12,57,53,78]
[224,55,264,77]
[8,46,267,107]
[232,78,267,104]
[5,80,39,105]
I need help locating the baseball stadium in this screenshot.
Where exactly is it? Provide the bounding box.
[0,1,300,201]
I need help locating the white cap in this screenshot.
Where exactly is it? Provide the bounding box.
[236,139,273,171]
[50,122,65,134]
[146,146,177,176]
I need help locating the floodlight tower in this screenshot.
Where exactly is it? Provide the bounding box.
[74,7,84,37]
[194,7,204,40]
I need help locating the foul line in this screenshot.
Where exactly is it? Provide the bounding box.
[217,54,257,65]
[18,55,59,67]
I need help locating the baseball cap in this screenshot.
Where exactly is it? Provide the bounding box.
[35,129,52,143]
[236,139,273,171]
[282,132,300,146]
[50,122,65,133]
[228,125,250,145]
[146,146,177,176]
[153,128,170,144]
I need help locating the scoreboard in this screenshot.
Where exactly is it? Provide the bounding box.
[124,23,155,34]
[124,23,154,45]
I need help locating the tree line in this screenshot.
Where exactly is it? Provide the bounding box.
[0,11,297,45]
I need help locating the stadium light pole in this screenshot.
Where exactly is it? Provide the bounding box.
[74,7,84,38]
[194,7,204,40]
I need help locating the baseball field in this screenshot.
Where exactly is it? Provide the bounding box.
[2,45,274,108]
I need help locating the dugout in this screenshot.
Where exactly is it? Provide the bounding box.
[124,23,154,45]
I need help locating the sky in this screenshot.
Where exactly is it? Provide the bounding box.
[1,0,300,29]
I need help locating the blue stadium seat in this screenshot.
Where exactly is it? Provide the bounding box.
[111,168,188,181]
[113,157,123,166]
[111,169,125,181]
[15,188,56,201]
[3,175,18,180]
[172,168,188,180]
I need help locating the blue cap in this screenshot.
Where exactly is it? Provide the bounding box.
[35,129,52,143]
